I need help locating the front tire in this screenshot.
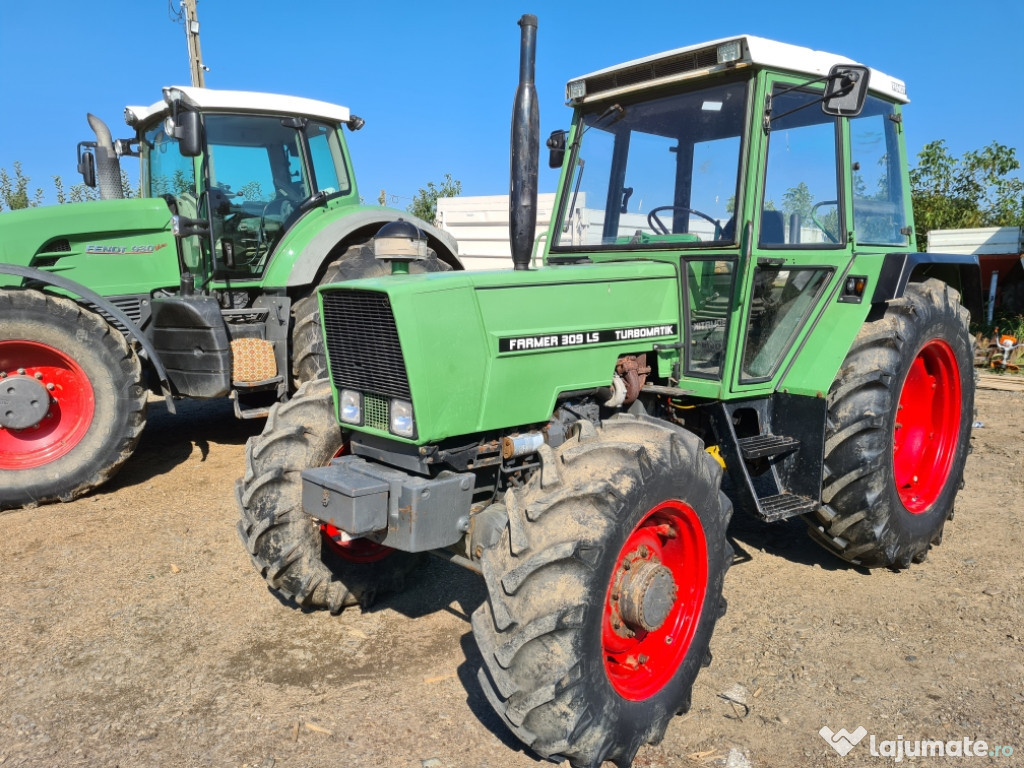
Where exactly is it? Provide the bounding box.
[472,415,732,767]
[290,242,452,387]
[236,378,421,612]
[806,279,974,568]
[0,289,146,510]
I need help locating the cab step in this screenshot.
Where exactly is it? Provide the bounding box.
[757,493,819,522]
[738,434,800,460]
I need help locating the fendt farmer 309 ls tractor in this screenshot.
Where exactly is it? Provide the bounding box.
[0,86,460,510]
[238,18,979,768]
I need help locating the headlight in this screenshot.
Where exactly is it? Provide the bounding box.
[339,389,362,425]
[390,399,415,438]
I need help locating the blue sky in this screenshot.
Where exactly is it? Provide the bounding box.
[1,0,1021,207]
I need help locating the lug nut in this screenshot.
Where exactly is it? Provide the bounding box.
[34,372,43,380]
[46,383,55,391]
[17,368,26,375]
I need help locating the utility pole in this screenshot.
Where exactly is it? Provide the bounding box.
[181,0,207,88]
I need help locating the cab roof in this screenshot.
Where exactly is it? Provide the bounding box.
[567,35,908,105]
[124,86,351,128]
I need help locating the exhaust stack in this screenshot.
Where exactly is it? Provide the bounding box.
[87,113,124,200]
[509,14,539,271]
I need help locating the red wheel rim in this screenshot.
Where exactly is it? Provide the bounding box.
[893,339,961,514]
[321,522,393,563]
[0,341,95,470]
[318,442,393,563]
[603,500,708,700]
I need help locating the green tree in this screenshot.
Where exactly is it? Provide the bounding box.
[910,140,1024,251]
[0,162,44,211]
[781,181,813,219]
[407,173,462,225]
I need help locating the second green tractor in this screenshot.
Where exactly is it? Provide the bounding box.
[239,18,978,768]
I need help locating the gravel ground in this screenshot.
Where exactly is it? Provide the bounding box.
[1,389,1021,768]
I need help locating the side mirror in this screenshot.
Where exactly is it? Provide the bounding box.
[822,65,870,117]
[76,142,97,188]
[177,110,203,157]
[546,129,567,169]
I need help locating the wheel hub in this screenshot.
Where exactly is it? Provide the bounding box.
[618,557,677,633]
[0,374,50,430]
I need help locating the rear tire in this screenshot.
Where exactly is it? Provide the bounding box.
[806,279,974,568]
[290,242,452,387]
[0,289,146,510]
[236,378,421,612]
[472,415,732,767]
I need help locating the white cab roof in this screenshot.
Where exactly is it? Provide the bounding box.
[124,86,351,127]
[570,35,908,104]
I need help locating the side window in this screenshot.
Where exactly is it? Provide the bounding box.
[145,124,196,198]
[684,258,736,378]
[306,122,350,196]
[741,265,832,381]
[850,98,909,245]
[761,87,841,247]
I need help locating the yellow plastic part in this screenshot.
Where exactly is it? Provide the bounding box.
[706,444,726,470]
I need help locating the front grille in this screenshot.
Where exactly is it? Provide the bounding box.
[321,288,411,400]
[585,45,721,97]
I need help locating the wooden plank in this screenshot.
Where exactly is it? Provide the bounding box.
[976,372,1024,391]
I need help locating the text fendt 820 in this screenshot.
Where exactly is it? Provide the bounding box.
[0,86,460,510]
[238,18,979,768]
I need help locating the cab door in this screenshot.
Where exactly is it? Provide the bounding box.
[727,73,852,395]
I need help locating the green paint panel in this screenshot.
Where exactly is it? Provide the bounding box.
[324,261,681,443]
[0,198,180,295]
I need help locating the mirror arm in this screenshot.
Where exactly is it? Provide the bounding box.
[762,73,834,133]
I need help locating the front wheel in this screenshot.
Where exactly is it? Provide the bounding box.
[236,378,421,612]
[472,414,732,767]
[0,289,146,510]
[806,279,974,568]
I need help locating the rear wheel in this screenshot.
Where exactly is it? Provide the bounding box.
[236,377,421,612]
[472,415,732,767]
[290,242,452,387]
[806,279,974,567]
[0,289,146,510]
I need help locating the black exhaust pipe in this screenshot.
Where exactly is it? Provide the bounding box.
[509,14,539,271]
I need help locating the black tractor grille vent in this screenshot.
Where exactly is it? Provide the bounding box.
[321,289,411,400]
[40,239,71,253]
[90,295,146,340]
[584,46,721,97]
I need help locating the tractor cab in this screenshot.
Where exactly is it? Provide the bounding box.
[545,36,911,396]
[85,86,365,291]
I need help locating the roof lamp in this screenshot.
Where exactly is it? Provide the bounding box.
[717,40,742,65]
[566,79,586,101]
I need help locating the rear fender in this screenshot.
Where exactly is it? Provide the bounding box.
[272,209,462,289]
[0,264,174,412]
[871,252,982,320]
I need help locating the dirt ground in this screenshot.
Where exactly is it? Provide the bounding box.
[1,389,1022,768]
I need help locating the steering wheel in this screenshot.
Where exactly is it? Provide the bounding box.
[259,190,297,246]
[647,206,722,240]
[809,200,839,243]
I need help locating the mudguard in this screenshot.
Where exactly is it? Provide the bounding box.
[0,263,175,412]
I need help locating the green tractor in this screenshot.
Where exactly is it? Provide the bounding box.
[0,86,460,510]
[238,18,978,767]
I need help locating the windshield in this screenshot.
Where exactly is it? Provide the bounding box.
[552,79,748,250]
